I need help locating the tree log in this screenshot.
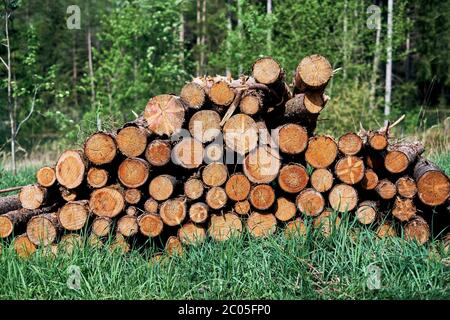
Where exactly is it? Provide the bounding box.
[234,200,251,215]
[178,223,206,245]
[87,167,109,189]
[252,57,283,85]
[310,168,334,192]
[328,184,358,213]
[206,187,228,210]
[223,114,258,155]
[249,184,275,210]
[180,82,206,110]
[124,188,142,205]
[55,150,86,189]
[335,155,365,185]
[208,213,242,241]
[58,200,90,231]
[165,236,183,256]
[275,197,297,222]
[361,169,379,190]
[149,175,177,201]
[0,195,21,215]
[313,210,341,237]
[116,123,149,158]
[396,176,417,199]
[202,162,228,187]
[338,133,363,156]
[278,163,309,193]
[225,173,251,201]
[91,216,112,237]
[392,197,416,222]
[117,215,138,237]
[160,197,187,226]
[172,137,204,169]
[404,216,430,244]
[356,200,378,225]
[118,158,150,188]
[36,166,57,187]
[184,177,204,200]
[375,179,397,200]
[385,142,424,174]
[277,123,308,155]
[305,135,338,169]
[144,198,159,214]
[89,186,125,218]
[239,90,265,115]
[19,185,47,210]
[296,188,325,217]
[295,54,332,91]
[284,218,307,238]
[26,212,61,246]
[376,223,397,238]
[84,132,117,165]
[247,212,277,238]
[145,139,172,167]
[243,146,281,184]
[189,110,221,143]
[144,94,185,137]
[413,157,450,206]
[189,202,209,224]
[14,234,36,259]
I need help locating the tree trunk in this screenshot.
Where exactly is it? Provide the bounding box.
[118,158,150,188]
[361,169,379,190]
[189,202,209,224]
[91,216,112,237]
[249,184,275,210]
[149,175,177,201]
[247,212,276,238]
[310,168,334,192]
[413,157,450,206]
[56,150,87,189]
[305,135,338,169]
[338,132,363,155]
[225,173,251,201]
[208,213,242,241]
[58,200,90,231]
[172,137,204,169]
[328,184,358,212]
[243,146,281,184]
[277,123,308,155]
[84,132,117,165]
[124,189,142,205]
[189,110,221,143]
[404,216,430,245]
[116,121,150,158]
[117,215,138,237]
[296,188,325,217]
[384,0,393,125]
[369,3,381,110]
[26,212,61,246]
[0,195,21,215]
[36,166,57,188]
[335,155,365,185]
[278,164,309,193]
[205,187,228,210]
[266,0,272,54]
[87,27,96,105]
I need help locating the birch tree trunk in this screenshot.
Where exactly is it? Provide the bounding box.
[267,0,272,54]
[369,3,381,110]
[226,0,232,77]
[200,0,206,74]
[196,0,201,76]
[384,0,394,125]
[237,0,243,74]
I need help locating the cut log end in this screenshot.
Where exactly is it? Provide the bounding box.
[56,150,86,189]
[124,189,142,205]
[58,201,90,231]
[305,136,338,169]
[243,146,281,184]
[189,110,221,143]
[180,82,206,109]
[209,81,235,106]
[36,166,56,187]
[328,184,358,213]
[19,185,46,210]
[252,57,282,85]
[149,175,176,201]
[84,132,117,165]
[118,158,150,188]
[89,186,125,218]
[225,173,251,202]
[377,223,397,238]
[178,223,206,245]
[116,126,148,158]
[240,93,263,115]
[223,114,258,155]
[375,179,397,200]
[284,218,307,238]
[172,138,204,169]
[14,234,36,259]
[26,213,59,246]
[247,212,277,238]
[160,198,186,226]
[404,217,430,245]
[295,54,332,90]
[414,158,450,206]
[189,202,209,224]
[234,200,251,215]
[392,197,416,222]
[138,213,164,237]
[91,217,112,237]
[202,162,228,187]
[275,197,297,222]
[356,201,377,225]
[184,178,204,200]
[335,155,365,185]
[117,215,138,237]
[368,132,388,151]
[0,216,13,239]
[310,168,334,192]
[249,184,275,210]
[145,140,172,167]
[296,188,325,217]
[87,167,109,189]
[144,94,185,137]
[208,213,242,241]
[206,187,228,210]
[396,176,417,199]
[338,133,363,156]
[278,124,308,154]
[278,164,309,193]
[361,169,379,190]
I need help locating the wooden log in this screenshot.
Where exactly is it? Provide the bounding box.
[160,197,187,226]
[202,162,228,187]
[208,213,242,241]
[204,142,224,163]
[178,223,206,245]
[180,82,206,110]
[84,132,117,165]
[392,197,416,222]
[116,122,149,158]
[184,177,204,200]
[189,202,209,224]
[328,184,358,213]
[355,200,378,225]
[335,155,365,185]
[295,54,332,91]
[296,188,325,217]
[225,173,251,202]
[59,233,83,255]
[165,236,183,256]
[87,167,109,189]
[376,223,397,238]
[375,179,397,200]
[364,151,384,170]
[277,123,308,155]
[249,184,275,210]
[209,81,235,106]
[145,139,172,167]
[118,158,150,188]
[396,176,417,199]
[252,57,283,85]
[367,130,388,151]
[144,94,185,136]
[110,233,130,254]
[172,137,204,169]
[413,157,450,206]
[91,216,112,237]
[88,234,103,249]
[60,187,77,201]
[305,136,338,169]
[282,94,323,134]
[126,206,138,216]
[19,185,47,210]
[361,169,379,190]
[26,212,60,246]
[223,114,258,155]
[278,163,309,193]
[243,146,281,184]
[124,188,142,205]
[274,197,297,222]
[144,198,159,214]
[58,200,90,231]
[310,168,334,192]
[234,200,251,215]
[89,186,125,218]
[247,212,277,238]
[36,166,57,187]
[338,133,363,156]
[0,204,57,238]
[284,218,307,238]
[189,110,221,143]
[149,175,176,201]
[313,210,341,237]
[239,90,264,115]
[0,195,21,215]
[55,150,87,189]
[385,142,424,174]
[205,187,228,210]
[14,234,36,259]
[117,215,138,237]
[404,216,430,244]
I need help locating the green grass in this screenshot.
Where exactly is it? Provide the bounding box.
[0,154,449,300]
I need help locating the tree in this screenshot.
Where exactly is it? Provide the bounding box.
[384,0,393,125]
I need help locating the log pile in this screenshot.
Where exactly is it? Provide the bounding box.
[1,54,449,260]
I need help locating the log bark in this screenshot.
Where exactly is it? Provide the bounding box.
[243,146,281,184]
[189,202,209,224]
[56,150,87,189]
[356,200,378,225]
[144,94,185,137]
[118,158,150,188]
[19,185,47,210]
[282,94,325,134]
[413,157,450,206]
[184,177,204,200]
[172,137,204,169]
[310,168,334,192]
[225,173,251,201]
[249,184,275,210]
[178,222,206,245]
[338,133,363,156]
[274,197,297,222]
[328,184,358,213]
[296,188,325,217]
[294,54,332,91]
[277,123,308,155]
[36,166,57,187]
[392,197,416,222]
[396,176,417,199]
[0,195,21,215]
[149,175,177,201]
[385,142,424,174]
[87,167,109,189]
[404,216,430,244]
[205,187,228,210]
[84,132,117,165]
[208,213,242,241]
[202,162,228,187]
[160,197,187,226]
[239,89,265,115]
[26,212,61,246]
[223,113,258,155]
[375,179,397,200]
[305,135,338,169]
[189,110,221,143]
[58,200,90,231]
[89,186,125,218]
[278,163,309,193]
[247,212,277,238]
[335,155,365,185]
[145,139,172,167]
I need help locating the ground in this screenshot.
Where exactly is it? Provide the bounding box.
[0,154,449,300]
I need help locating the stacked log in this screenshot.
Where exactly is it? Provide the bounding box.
[0,54,449,260]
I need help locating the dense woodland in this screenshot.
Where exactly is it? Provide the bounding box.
[0,0,449,172]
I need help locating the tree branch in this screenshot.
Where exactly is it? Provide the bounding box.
[0,56,8,70]
[15,86,39,138]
